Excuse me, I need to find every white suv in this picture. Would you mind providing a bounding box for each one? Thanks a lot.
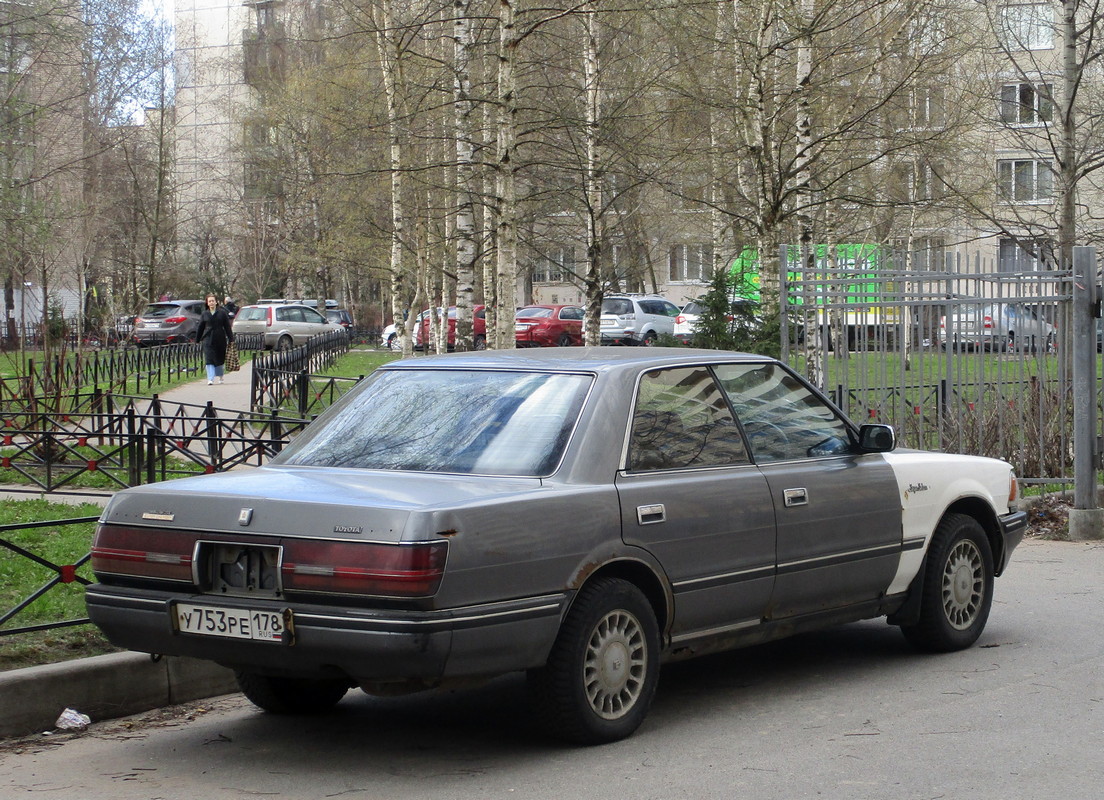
[599,294,680,346]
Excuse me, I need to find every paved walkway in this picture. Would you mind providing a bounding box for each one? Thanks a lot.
[152,357,255,413]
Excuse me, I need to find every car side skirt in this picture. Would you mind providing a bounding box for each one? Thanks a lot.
[663,593,908,663]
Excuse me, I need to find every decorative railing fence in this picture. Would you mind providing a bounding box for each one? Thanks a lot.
[0,516,100,637]
[249,329,358,414]
[0,343,205,413]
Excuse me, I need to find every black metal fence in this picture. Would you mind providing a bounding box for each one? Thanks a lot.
[249,329,358,414]
[0,515,100,636]
[0,343,205,413]
[0,394,311,494]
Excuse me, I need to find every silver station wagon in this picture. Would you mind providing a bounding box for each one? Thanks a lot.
[86,349,1025,744]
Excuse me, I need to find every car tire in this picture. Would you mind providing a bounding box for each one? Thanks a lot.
[527,577,659,745]
[387,333,399,351]
[557,333,573,347]
[276,335,293,352]
[640,331,657,347]
[234,670,349,714]
[474,335,487,351]
[901,513,994,653]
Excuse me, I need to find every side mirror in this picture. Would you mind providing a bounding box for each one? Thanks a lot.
[858,423,895,453]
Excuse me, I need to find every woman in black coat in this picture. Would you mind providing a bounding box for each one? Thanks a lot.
[196,294,234,385]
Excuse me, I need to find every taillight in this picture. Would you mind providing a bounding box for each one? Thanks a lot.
[164,316,186,325]
[983,315,993,329]
[675,314,686,324]
[91,524,195,582]
[940,316,945,329]
[266,308,275,326]
[281,540,447,597]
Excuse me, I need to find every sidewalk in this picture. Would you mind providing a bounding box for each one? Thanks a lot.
[0,363,259,739]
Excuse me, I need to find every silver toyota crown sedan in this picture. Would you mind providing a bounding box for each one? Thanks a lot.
[86,348,1026,744]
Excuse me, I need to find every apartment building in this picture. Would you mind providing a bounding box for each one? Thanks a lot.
[527,2,1086,307]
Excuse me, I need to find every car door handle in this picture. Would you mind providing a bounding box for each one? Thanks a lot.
[637,504,666,525]
[783,488,808,507]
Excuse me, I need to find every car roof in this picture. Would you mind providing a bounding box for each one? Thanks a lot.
[382,346,773,375]
[243,303,320,310]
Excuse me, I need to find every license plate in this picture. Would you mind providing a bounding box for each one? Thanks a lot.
[143,322,160,328]
[174,602,290,643]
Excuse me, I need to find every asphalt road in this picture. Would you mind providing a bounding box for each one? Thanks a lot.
[1,537,1099,800]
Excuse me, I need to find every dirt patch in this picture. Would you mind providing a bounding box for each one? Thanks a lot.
[1025,495,1071,541]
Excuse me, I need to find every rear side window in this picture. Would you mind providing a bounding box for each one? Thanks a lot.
[628,367,749,471]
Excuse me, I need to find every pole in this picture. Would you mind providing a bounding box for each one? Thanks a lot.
[1069,246,1103,539]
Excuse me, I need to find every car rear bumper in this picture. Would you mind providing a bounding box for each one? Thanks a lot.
[86,584,565,683]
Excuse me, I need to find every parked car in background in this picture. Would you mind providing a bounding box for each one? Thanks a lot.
[232,303,344,351]
[415,305,486,351]
[514,304,584,347]
[131,299,206,346]
[673,298,761,345]
[599,294,680,345]
[940,302,1056,352]
[381,322,400,350]
[86,348,1024,745]
[325,308,355,329]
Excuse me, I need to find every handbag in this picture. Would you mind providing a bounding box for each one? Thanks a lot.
[225,340,240,372]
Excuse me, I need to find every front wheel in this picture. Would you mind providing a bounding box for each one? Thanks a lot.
[474,334,487,351]
[528,577,659,745]
[901,513,994,652]
[235,671,350,714]
[387,333,400,351]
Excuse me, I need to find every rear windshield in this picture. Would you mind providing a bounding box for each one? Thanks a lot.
[238,307,267,321]
[516,307,553,318]
[141,304,181,319]
[277,369,593,476]
[602,298,633,315]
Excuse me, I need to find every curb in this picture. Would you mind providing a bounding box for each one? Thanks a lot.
[0,651,238,739]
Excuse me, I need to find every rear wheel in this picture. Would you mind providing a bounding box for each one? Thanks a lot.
[387,333,400,351]
[557,333,573,347]
[528,577,659,745]
[276,335,293,352]
[474,334,487,350]
[640,331,657,347]
[235,671,349,714]
[901,513,994,652]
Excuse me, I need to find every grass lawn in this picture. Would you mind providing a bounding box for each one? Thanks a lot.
[0,500,117,671]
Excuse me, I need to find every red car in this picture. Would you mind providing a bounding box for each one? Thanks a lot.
[416,305,486,351]
[515,304,585,347]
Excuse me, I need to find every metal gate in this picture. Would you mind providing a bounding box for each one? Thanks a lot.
[777,245,1074,485]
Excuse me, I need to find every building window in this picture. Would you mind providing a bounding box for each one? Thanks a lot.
[1000,82,1053,124]
[534,247,574,283]
[999,237,1052,271]
[997,159,1053,202]
[913,86,945,128]
[889,161,945,202]
[668,243,713,283]
[998,4,1053,51]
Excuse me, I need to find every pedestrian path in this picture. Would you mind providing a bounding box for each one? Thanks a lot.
[152,357,255,414]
